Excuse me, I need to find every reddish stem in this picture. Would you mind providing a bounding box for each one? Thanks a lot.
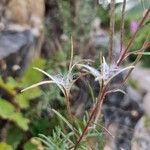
[117,7,150,66]
[109,0,115,64]
[122,34,150,83]
[74,85,107,149]
[120,0,126,53]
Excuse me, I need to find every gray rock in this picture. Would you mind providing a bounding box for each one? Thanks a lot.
[0,30,34,59]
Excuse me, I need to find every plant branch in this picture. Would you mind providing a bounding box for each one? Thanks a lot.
[64,91,74,122]
[93,85,107,125]
[74,5,150,150]
[109,0,115,64]
[74,83,108,150]
[69,36,74,72]
[120,0,126,53]
[125,43,150,58]
[74,62,135,149]
[93,123,115,139]
[117,7,150,66]
[122,34,150,83]
[74,104,97,149]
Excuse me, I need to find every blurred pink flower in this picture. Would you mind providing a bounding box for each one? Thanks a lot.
[130,20,138,33]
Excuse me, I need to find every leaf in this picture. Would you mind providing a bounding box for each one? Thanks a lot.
[7,127,23,149]
[24,138,44,150]
[52,109,75,132]
[10,113,29,131]
[0,142,13,150]
[0,99,29,130]
[24,140,39,150]
[0,77,17,96]
[77,64,100,78]
[21,58,46,85]
[16,87,42,108]
[135,52,150,55]
[38,134,54,148]
[16,58,46,108]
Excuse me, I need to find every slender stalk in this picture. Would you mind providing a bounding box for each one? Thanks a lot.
[69,37,74,72]
[93,123,115,139]
[74,4,150,150]
[74,104,97,150]
[109,0,115,64]
[117,7,150,66]
[64,91,74,122]
[122,34,150,83]
[74,84,108,150]
[124,44,150,59]
[120,0,126,53]
[93,85,107,125]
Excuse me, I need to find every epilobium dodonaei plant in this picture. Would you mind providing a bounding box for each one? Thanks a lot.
[22,1,150,149]
[22,39,90,120]
[77,57,134,85]
[73,1,150,149]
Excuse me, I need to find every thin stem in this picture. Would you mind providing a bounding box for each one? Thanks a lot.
[74,5,150,150]
[93,123,115,139]
[69,36,74,73]
[122,34,150,83]
[109,0,115,64]
[74,104,97,150]
[120,0,126,53]
[74,85,108,150]
[93,86,107,125]
[125,44,150,58]
[117,7,150,66]
[64,91,74,122]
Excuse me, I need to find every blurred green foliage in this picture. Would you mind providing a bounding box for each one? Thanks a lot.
[0,142,13,150]
[0,99,29,130]
[0,58,46,148]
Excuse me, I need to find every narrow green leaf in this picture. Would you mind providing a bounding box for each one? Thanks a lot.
[52,109,74,132]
